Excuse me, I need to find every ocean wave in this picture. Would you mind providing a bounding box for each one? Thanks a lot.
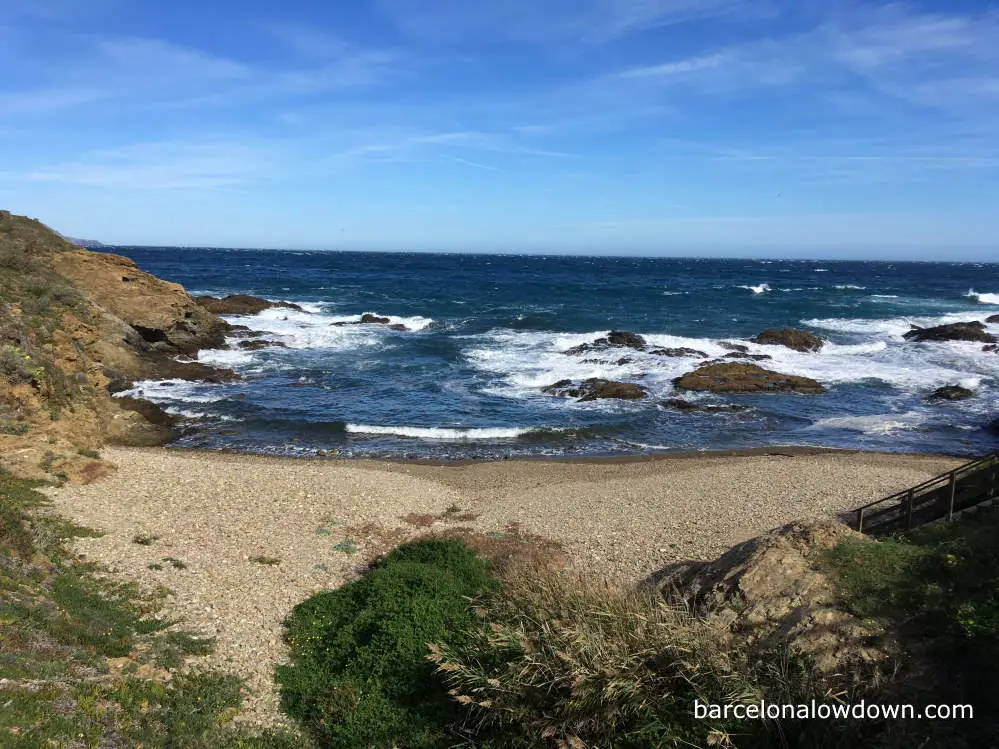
[834,285,866,290]
[811,412,927,435]
[966,289,999,305]
[737,283,771,294]
[345,424,540,440]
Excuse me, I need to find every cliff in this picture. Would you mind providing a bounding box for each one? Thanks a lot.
[0,210,233,481]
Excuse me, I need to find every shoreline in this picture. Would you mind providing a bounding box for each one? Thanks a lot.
[49,445,962,724]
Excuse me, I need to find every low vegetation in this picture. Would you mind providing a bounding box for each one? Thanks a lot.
[0,470,305,748]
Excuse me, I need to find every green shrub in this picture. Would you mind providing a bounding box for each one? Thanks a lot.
[276,539,497,748]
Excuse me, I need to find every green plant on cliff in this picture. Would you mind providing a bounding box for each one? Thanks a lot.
[0,471,306,748]
[276,539,497,748]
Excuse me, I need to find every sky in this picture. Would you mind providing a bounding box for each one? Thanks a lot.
[1,0,998,259]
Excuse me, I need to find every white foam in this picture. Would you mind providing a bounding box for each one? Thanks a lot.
[967,289,999,305]
[345,424,535,440]
[738,283,771,294]
[114,379,229,403]
[811,412,927,435]
[834,285,865,290]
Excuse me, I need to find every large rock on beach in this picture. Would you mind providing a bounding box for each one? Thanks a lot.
[195,294,303,315]
[751,328,825,352]
[542,378,647,401]
[928,385,975,402]
[903,321,996,344]
[673,362,827,394]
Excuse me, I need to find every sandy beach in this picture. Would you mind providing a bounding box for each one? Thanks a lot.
[48,446,960,725]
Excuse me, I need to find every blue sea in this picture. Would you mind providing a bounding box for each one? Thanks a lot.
[111,248,999,459]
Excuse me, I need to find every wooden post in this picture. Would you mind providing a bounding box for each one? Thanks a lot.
[947,471,957,522]
[857,508,865,533]
[905,489,915,531]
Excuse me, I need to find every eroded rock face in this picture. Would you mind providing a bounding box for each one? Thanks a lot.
[928,385,975,401]
[751,328,825,352]
[53,250,231,353]
[673,362,827,394]
[542,378,648,401]
[647,520,888,676]
[195,294,303,316]
[903,321,997,344]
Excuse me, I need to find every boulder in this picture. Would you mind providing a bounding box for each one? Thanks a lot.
[195,294,303,315]
[903,321,996,344]
[361,313,391,324]
[984,344,998,353]
[673,362,827,394]
[928,385,975,402]
[105,397,180,446]
[331,313,407,329]
[563,331,646,355]
[719,342,749,353]
[986,314,999,324]
[751,328,825,352]
[649,347,708,358]
[542,378,647,401]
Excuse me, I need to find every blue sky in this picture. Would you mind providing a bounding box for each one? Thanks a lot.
[1,0,998,258]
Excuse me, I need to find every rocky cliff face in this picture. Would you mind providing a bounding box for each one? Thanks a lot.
[0,210,232,482]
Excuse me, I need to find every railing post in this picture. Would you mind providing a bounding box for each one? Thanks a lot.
[905,489,915,531]
[857,508,864,533]
[947,471,957,522]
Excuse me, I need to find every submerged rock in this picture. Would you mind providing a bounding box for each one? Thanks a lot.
[723,352,772,361]
[649,347,708,358]
[928,385,975,402]
[330,313,409,330]
[195,294,303,315]
[751,328,825,352]
[903,321,997,344]
[673,362,827,394]
[987,314,999,324]
[542,378,647,401]
[659,398,747,413]
[719,342,749,353]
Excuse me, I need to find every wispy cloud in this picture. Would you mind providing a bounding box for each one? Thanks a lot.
[376,0,746,45]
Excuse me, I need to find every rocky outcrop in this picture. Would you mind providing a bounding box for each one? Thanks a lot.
[542,378,647,401]
[0,211,236,481]
[928,385,975,401]
[53,250,230,354]
[237,339,288,351]
[648,520,888,676]
[562,331,646,355]
[986,314,999,324]
[903,321,996,344]
[751,328,825,352]
[330,314,409,331]
[195,294,303,315]
[673,362,827,394]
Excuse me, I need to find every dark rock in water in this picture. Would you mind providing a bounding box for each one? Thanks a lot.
[903,321,996,344]
[673,362,827,394]
[660,398,747,413]
[388,323,409,331]
[542,378,647,401]
[331,313,408,330]
[751,328,825,352]
[196,294,303,315]
[928,385,975,402]
[719,342,749,353]
[605,331,646,349]
[238,339,288,351]
[151,357,240,384]
[361,313,391,324]
[649,347,708,358]
[581,357,633,366]
[562,331,646,355]
[986,314,999,324]
[984,344,998,353]
[723,352,773,361]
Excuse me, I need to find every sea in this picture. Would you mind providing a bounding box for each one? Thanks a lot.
[109,248,999,460]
